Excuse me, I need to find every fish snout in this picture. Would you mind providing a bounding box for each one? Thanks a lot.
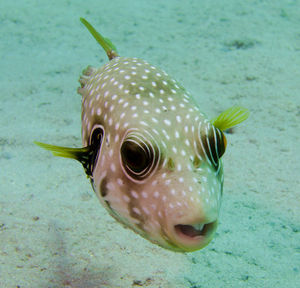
[172,220,218,251]
[167,205,219,251]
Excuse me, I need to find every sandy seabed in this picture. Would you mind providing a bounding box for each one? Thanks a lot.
[1,0,299,287]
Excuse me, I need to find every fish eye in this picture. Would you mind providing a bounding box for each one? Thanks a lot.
[197,123,227,169]
[85,125,104,176]
[216,129,226,158]
[121,140,150,173]
[120,132,158,181]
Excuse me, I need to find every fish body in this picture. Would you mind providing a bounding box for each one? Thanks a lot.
[35,19,249,252]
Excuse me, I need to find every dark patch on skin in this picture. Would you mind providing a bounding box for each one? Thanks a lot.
[128,199,147,229]
[157,207,176,250]
[192,156,201,169]
[105,200,111,210]
[122,184,147,230]
[100,177,108,197]
[104,200,121,220]
[167,157,175,171]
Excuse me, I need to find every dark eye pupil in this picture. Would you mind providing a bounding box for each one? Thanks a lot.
[121,141,149,174]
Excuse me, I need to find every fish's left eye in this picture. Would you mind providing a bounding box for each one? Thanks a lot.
[88,125,104,175]
[120,132,159,181]
[198,123,227,169]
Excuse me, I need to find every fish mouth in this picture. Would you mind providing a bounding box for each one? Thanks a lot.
[173,221,217,251]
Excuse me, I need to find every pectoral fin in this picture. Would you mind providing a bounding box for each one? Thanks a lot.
[34,141,94,177]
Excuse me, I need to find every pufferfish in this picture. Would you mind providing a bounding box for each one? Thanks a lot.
[35,18,249,252]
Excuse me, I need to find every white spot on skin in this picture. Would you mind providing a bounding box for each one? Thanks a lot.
[110,163,116,172]
[162,129,170,140]
[108,149,113,157]
[117,178,123,186]
[164,119,171,126]
[131,190,139,199]
[142,207,150,215]
[140,121,149,126]
[123,195,130,203]
[133,207,141,215]
[165,179,171,185]
[152,180,158,186]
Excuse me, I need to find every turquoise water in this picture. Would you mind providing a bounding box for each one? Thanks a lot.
[1,0,299,287]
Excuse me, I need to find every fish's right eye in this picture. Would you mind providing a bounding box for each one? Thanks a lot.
[120,132,159,181]
[121,141,151,174]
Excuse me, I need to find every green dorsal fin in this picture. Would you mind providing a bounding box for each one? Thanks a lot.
[211,106,250,131]
[34,141,93,177]
[80,17,118,60]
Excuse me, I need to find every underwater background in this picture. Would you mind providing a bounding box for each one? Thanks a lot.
[1,0,299,287]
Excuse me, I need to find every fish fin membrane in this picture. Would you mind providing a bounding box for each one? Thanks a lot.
[80,17,118,60]
[212,106,250,131]
[34,141,90,161]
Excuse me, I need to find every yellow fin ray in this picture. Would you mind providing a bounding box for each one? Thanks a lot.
[34,141,89,160]
[211,106,250,131]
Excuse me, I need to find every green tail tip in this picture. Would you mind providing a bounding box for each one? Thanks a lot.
[80,17,118,60]
[212,106,250,131]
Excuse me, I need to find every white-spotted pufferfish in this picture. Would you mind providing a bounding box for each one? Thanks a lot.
[35,18,249,252]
